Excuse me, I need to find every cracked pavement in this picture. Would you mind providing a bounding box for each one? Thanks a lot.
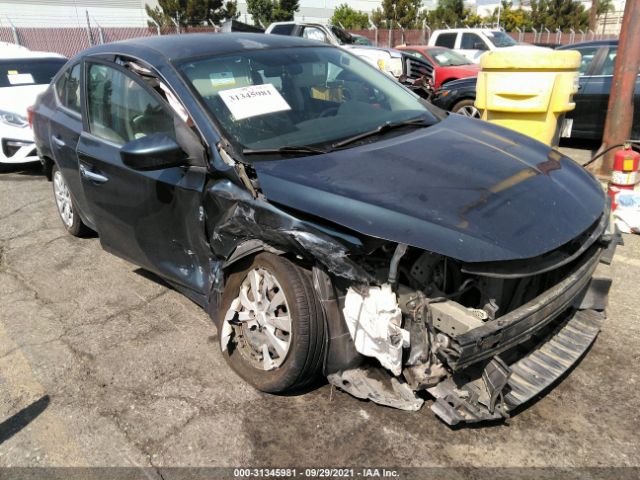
[0,162,639,470]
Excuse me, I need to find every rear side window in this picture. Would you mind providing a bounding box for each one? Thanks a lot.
[575,47,600,75]
[87,63,175,145]
[600,47,617,76]
[270,24,296,35]
[55,63,81,113]
[0,58,66,88]
[435,33,456,49]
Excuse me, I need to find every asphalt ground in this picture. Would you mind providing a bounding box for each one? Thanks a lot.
[0,145,638,476]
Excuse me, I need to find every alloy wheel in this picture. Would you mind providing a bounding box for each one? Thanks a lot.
[53,170,73,228]
[457,105,481,118]
[232,268,292,371]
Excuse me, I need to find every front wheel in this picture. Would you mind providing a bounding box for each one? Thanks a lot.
[52,164,90,237]
[218,253,325,393]
[452,99,481,119]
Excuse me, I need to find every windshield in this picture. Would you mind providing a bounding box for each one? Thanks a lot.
[488,31,517,48]
[0,58,66,88]
[179,47,438,154]
[428,48,472,66]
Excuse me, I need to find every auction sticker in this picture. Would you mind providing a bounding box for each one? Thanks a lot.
[219,83,290,120]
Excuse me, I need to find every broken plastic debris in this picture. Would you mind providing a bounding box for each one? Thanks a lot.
[613,190,640,234]
[220,297,241,351]
[342,284,409,376]
[328,366,424,411]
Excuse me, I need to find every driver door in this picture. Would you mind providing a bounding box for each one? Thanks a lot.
[76,59,212,296]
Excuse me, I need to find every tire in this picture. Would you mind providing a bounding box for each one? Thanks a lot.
[52,164,90,237]
[452,99,481,119]
[218,253,325,393]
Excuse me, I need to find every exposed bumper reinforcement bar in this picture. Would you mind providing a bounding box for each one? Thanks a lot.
[427,308,605,426]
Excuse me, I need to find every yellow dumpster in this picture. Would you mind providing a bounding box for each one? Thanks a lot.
[475,49,581,146]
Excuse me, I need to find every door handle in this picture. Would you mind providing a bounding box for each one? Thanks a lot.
[52,135,65,147]
[79,164,109,183]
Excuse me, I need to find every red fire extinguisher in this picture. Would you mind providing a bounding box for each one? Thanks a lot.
[607,145,640,210]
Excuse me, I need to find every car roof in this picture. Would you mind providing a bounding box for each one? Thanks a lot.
[0,42,65,59]
[557,39,618,49]
[432,28,500,34]
[79,32,326,62]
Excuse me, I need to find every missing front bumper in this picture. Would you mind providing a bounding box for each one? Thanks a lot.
[427,308,605,426]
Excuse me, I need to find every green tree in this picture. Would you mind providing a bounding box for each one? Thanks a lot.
[146,0,238,27]
[246,0,298,26]
[371,7,386,28]
[272,0,299,21]
[530,0,588,31]
[246,0,274,26]
[380,0,423,28]
[485,1,530,30]
[424,0,484,29]
[596,0,615,17]
[331,4,370,29]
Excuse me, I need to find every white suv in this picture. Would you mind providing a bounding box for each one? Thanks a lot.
[428,28,545,64]
[0,44,66,171]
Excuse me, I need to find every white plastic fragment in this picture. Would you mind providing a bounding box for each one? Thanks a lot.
[613,190,640,234]
[342,284,409,376]
[220,297,241,351]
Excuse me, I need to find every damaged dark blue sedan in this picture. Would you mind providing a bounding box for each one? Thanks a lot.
[32,33,616,426]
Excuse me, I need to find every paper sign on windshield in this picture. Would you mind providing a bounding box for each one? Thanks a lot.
[7,73,34,85]
[219,84,290,120]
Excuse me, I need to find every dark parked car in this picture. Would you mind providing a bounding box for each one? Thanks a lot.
[431,39,640,140]
[33,33,615,426]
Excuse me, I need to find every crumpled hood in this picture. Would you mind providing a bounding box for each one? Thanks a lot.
[253,114,605,262]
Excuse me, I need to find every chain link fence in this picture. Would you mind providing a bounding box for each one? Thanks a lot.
[349,27,619,49]
[0,16,220,58]
[0,15,621,59]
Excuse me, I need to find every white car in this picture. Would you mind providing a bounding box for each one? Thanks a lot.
[428,28,546,63]
[266,22,414,79]
[0,45,66,170]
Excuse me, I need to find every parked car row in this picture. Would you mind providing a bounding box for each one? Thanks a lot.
[0,44,66,170]
[26,32,615,426]
[431,40,640,141]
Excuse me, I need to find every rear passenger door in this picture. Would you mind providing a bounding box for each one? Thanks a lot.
[50,62,96,227]
[566,45,603,139]
[76,59,211,295]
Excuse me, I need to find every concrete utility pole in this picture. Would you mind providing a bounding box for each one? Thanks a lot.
[599,0,640,176]
[589,0,600,32]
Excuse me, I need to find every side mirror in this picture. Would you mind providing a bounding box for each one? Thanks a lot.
[120,133,188,171]
[474,42,488,51]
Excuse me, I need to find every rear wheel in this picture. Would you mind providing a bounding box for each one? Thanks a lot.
[452,99,481,119]
[218,253,325,393]
[52,164,90,237]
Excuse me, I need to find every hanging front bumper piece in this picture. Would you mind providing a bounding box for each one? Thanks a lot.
[428,308,605,426]
[326,225,617,425]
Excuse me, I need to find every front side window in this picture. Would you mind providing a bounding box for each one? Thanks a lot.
[302,26,328,43]
[87,63,175,145]
[55,63,81,113]
[179,47,438,154]
[461,33,486,50]
[435,33,456,49]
